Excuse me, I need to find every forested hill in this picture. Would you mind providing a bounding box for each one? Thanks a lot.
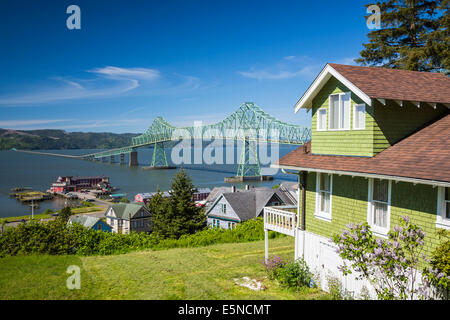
[0,128,141,150]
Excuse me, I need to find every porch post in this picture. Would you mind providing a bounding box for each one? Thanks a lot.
[264,228,269,264]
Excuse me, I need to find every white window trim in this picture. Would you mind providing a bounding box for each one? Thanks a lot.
[367,178,391,238]
[328,92,351,131]
[315,173,333,222]
[317,108,327,131]
[436,187,450,230]
[353,103,366,130]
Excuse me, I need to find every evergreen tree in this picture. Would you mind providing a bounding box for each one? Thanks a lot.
[58,206,73,222]
[149,170,206,239]
[356,0,447,72]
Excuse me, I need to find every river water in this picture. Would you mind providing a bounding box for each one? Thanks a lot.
[0,143,299,218]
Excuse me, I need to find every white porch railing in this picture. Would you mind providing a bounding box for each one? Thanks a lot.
[263,206,297,237]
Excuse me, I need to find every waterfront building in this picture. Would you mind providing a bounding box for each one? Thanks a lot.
[134,188,211,204]
[50,175,111,193]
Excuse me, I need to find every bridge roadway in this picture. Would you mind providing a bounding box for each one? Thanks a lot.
[14,149,82,159]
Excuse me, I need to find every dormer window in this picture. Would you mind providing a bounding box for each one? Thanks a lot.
[317,108,327,131]
[329,92,351,130]
[353,104,366,130]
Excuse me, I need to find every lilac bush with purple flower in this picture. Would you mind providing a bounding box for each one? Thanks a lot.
[260,255,287,280]
[331,216,449,300]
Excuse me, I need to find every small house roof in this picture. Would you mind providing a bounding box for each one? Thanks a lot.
[208,189,285,222]
[68,215,102,229]
[107,203,150,220]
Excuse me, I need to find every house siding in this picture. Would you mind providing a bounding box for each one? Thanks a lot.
[311,77,447,157]
[311,77,375,157]
[207,197,240,229]
[304,173,441,257]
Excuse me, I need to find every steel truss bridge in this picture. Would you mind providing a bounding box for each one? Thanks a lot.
[82,102,311,177]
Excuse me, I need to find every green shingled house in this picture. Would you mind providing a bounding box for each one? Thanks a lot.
[106,202,152,234]
[264,63,450,298]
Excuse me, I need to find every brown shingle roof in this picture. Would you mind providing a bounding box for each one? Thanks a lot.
[329,63,450,104]
[276,113,450,184]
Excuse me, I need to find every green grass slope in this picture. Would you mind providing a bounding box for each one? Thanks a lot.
[0,237,331,300]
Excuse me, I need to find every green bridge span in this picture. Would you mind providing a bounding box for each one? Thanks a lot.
[81,102,311,177]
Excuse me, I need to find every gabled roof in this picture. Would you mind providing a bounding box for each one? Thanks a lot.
[207,189,287,221]
[68,215,102,229]
[107,203,150,220]
[274,112,450,187]
[295,63,450,112]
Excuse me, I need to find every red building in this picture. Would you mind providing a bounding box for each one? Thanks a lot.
[50,176,110,193]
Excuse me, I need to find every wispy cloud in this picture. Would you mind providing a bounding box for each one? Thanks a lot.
[0,66,201,107]
[89,66,160,80]
[238,67,316,80]
[0,119,73,128]
[238,56,321,81]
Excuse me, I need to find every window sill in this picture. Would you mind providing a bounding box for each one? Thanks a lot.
[314,211,332,223]
[435,218,450,230]
[370,226,389,239]
[327,128,351,132]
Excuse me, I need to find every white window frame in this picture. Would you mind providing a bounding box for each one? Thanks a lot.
[220,203,226,214]
[315,173,333,222]
[317,108,327,131]
[328,92,351,131]
[436,187,450,230]
[353,103,366,130]
[367,178,391,238]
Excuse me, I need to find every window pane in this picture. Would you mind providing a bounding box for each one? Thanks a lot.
[320,173,330,192]
[373,179,388,202]
[329,95,339,129]
[318,109,327,130]
[320,191,330,213]
[374,202,387,228]
[445,187,449,201]
[341,93,350,129]
[446,201,450,219]
[355,105,365,129]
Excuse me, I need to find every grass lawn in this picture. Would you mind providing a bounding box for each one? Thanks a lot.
[0,237,332,300]
[0,206,104,224]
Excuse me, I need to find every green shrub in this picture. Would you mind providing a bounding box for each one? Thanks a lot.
[277,258,313,291]
[0,217,277,257]
[80,201,95,207]
[429,229,450,289]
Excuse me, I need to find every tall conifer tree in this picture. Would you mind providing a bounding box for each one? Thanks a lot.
[149,170,206,239]
[356,0,447,72]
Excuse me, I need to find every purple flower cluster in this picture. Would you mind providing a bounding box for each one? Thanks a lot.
[330,216,445,299]
[260,255,287,278]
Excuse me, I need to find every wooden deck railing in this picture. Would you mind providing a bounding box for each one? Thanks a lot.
[263,206,297,237]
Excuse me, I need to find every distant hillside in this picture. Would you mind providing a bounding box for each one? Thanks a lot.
[0,128,141,150]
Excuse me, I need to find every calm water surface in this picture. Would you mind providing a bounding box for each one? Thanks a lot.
[0,145,298,217]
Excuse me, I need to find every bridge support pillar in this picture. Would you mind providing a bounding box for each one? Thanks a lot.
[129,151,138,166]
[110,155,115,163]
[120,154,125,165]
[151,142,168,167]
[237,136,261,177]
[102,157,107,163]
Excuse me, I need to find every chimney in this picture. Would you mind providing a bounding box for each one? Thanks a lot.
[231,185,236,193]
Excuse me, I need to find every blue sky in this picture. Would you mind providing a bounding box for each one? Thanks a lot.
[0,0,370,133]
